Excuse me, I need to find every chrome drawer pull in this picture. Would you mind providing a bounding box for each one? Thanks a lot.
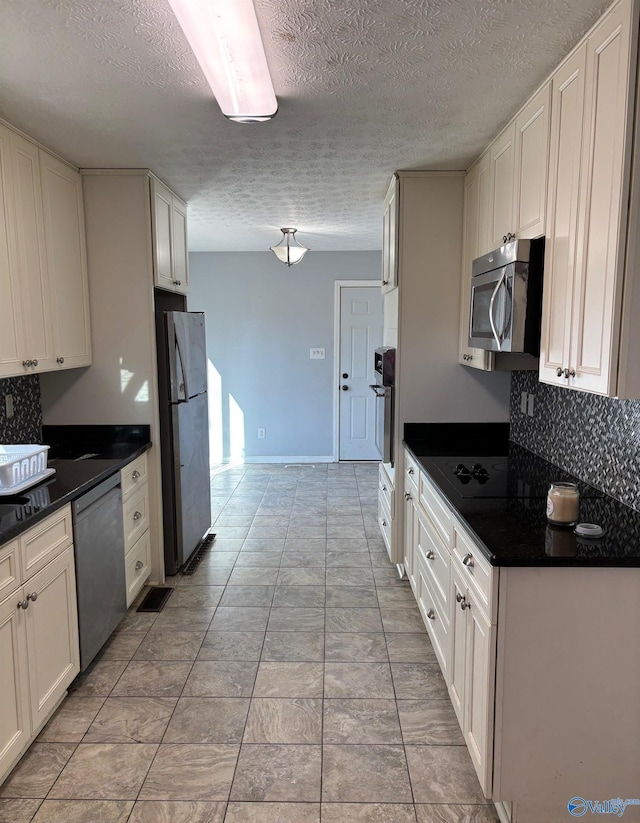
[407,467,414,475]
[135,560,144,571]
[425,550,435,560]
[131,470,141,480]
[426,608,436,620]
[26,592,38,602]
[404,492,411,501]
[382,485,387,492]
[462,553,474,567]
[382,519,387,527]
[133,511,142,521]
[17,599,29,610]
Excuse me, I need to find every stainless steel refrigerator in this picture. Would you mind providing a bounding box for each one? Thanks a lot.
[156,311,211,575]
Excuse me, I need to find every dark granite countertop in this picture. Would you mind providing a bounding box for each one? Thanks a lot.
[0,426,151,545]
[404,423,640,567]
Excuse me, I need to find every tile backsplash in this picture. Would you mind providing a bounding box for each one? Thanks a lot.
[0,375,43,444]
[510,371,640,511]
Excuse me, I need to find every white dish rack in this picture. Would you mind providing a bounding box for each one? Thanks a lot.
[0,445,54,495]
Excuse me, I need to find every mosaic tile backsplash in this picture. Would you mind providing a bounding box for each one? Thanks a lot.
[510,371,640,512]
[0,375,43,444]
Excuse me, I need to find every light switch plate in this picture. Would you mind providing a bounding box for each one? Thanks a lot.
[5,394,14,419]
[527,394,535,417]
[520,392,528,414]
[310,348,325,359]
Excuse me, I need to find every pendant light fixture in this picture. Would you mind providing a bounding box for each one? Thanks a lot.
[167,0,278,123]
[270,228,309,267]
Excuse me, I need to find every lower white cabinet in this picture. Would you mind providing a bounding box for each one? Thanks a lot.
[378,462,395,564]
[121,453,151,607]
[0,506,79,785]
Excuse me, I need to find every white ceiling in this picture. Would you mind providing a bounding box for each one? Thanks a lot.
[0,0,611,251]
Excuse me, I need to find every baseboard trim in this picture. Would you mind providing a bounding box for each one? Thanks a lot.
[241,456,335,464]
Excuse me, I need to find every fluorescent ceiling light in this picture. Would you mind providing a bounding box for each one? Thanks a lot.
[167,0,277,123]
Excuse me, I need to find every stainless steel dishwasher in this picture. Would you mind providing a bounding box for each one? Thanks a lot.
[72,473,127,670]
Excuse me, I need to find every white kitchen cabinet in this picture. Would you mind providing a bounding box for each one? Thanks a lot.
[151,177,189,294]
[381,176,398,294]
[121,453,151,607]
[378,461,395,564]
[40,151,91,370]
[0,506,79,784]
[403,486,417,595]
[9,131,55,374]
[513,83,551,241]
[0,122,92,378]
[540,0,638,396]
[488,122,516,251]
[459,156,493,370]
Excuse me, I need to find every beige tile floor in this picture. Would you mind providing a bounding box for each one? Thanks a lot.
[0,463,499,823]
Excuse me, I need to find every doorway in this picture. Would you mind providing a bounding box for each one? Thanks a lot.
[334,281,384,461]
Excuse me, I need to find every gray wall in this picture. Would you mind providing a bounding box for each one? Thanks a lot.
[188,251,380,462]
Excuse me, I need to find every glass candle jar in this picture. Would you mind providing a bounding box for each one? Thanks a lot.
[546,482,579,526]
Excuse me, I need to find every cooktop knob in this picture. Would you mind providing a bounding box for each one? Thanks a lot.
[454,463,471,478]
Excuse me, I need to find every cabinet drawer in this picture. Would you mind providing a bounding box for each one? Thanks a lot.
[420,471,452,549]
[417,552,451,683]
[416,505,451,614]
[378,468,394,512]
[123,482,149,553]
[378,494,392,556]
[453,525,495,622]
[0,539,21,601]
[20,505,72,580]
[121,453,148,499]
[404,452,420,495]
[125,530,151,608]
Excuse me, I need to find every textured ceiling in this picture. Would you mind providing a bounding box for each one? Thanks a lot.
[0,0,611,251]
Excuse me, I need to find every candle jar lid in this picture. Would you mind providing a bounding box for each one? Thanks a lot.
[548,481,579,492]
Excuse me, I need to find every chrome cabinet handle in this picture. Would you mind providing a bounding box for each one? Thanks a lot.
[32,359,38,367]
[22,360,30,368]
[404,492,411,501]
[382,279,389,286]
[456,592,463,602]
[133,511,143,521]
[556,367,563,377]
[382,485,387,492]
[135,560,144,571]
[568,368,576,377]
[17,599,29,610]
[460,598,470,610]
[426,550,435,560]
[57,356,65,364]
[462,553,474,567]
[27,592,38,602]
[408,468,414,475]
[426,608,436,620]
[131,470,141,480]
[382,519,387,527]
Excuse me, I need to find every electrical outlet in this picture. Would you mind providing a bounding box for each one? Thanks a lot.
[527,394,535,417]
[257,428,266,439]
[520,392,528,414]
[5,395,14,419]
[310,348,325,360]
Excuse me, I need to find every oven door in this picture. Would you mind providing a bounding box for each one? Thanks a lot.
[469,265,515,352]
[370,382,393,465]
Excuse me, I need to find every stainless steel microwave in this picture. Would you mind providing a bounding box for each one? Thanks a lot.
[468,238,544,354]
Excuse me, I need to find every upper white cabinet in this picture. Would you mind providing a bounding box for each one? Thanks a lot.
[151,177,189,294]
[40,151,92,370]
[0,121,92,378]
[459,155,493,370]
[381,176,398,293]
[488,122,516,250]
[540,0,638,396]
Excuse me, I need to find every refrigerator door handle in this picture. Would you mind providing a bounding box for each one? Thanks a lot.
[174,328,189,402]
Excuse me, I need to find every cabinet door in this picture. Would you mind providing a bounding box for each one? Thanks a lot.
[382,178,398,293]
[488,122,516,249]
[0,124,24,378]
[0,589,30,781]
[403,492,417,595]
[570,0,635,395]
[40,151,91,369]
[539,46,587,387]
[465,589,496,797]
[448,567,467,729]
[459,161,493,370]
[477,153,492,256]
[172,198,189,294]
[24,547,79,730]
[151,178,174,291]
[9,132,54,373]
[514,83,551,239]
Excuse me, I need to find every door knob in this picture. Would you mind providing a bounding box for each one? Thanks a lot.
[341,385,349,391]
[342,373,348,379]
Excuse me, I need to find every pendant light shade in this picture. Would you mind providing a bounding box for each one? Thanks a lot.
[167,0,277,123]
[270,228,309,266]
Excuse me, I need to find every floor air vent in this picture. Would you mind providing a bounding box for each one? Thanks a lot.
[136,586,174,613]
[182,533,217,575]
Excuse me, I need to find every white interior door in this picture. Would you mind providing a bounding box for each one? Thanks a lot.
[338,285,383,460]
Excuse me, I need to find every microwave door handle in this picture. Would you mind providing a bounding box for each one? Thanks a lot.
[489,271,507,351]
